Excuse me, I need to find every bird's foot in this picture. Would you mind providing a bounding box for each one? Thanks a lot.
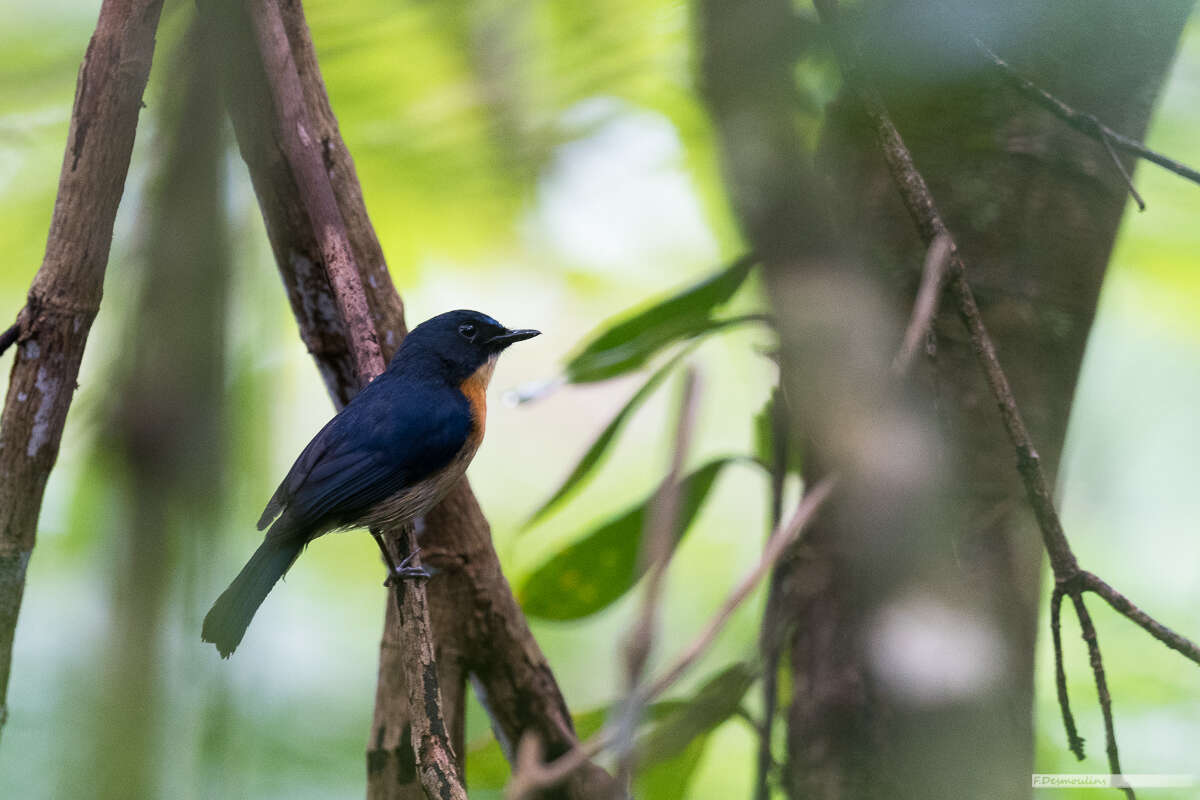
[383,548,437,586]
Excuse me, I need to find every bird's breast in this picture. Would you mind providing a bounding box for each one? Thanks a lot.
[458,354,498,448]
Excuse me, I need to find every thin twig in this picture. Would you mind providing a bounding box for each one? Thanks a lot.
[815,1,1200,786]
[974,37,1200,191]
[891,232,953,376]
[1068,592,1135,800]
[647,474,836,700]
[1050,586,1085,759]
[1097,129,1147,212]
[506,475,838,800]
[508,733,612,800]
[1080,571,1200,665]
[616,369,700,787]
[0,321,18,358]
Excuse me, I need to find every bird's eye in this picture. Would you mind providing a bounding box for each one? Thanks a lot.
[458,323,478,341]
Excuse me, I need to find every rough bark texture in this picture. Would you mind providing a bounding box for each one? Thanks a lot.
[207,0,618,797]
[213,0,464,796]
[698,0,1191,798]
[0,0,164,740]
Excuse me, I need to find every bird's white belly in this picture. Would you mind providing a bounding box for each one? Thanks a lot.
[355,441,478,531]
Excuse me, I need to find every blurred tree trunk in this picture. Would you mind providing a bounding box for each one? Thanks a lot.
[698,0,1191,798]
[88,19,229,799]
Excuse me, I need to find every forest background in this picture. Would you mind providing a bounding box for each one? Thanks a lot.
[1,0,1199,797]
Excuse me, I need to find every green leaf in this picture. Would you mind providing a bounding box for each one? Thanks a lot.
[525,345,695,526]
[633,732,710,800]
[636,661,758,767]
[519,458,732,620]
[752,386,801,476]
[568,312,766,385]
[564,254,758,384]
[464,735,511,791]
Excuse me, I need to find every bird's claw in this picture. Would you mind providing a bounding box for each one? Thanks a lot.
[383,547,436,586]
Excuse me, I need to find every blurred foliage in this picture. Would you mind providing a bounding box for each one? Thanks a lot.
[563,254,757,383]
[466,661,755,797]
[520,458,733,620]
[525,344,697,525]
[1,1,1199,799]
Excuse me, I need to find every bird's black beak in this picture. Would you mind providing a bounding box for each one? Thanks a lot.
[488,328,541,348]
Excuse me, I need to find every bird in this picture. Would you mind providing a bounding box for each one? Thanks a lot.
[202,309,539,657]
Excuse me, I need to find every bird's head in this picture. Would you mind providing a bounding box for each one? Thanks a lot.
[395,309,540,384]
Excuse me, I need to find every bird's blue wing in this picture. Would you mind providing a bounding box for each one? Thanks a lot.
[261,377,472,541]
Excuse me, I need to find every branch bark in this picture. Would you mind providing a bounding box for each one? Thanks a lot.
[974,38,1200,190]
[211,0,462,796]
[204,0,619,796]
[0,0,164,741]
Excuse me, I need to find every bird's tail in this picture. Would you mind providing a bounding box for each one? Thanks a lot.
[202,538,302,658]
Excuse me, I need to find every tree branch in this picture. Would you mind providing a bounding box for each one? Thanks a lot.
[1078,571,1200,665]
[1068,592,1133,800]
[974,38,1200,190]
[1050,586,1085,760]
[222,0,462,795]
[244,0,384,384]
[891,232,952,376]
[0,0,164,742]
[615,369,699,787]
[814,0,1200,788]
[206,0,618,796]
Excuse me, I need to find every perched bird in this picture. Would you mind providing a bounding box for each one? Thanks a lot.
[202,310,539,657]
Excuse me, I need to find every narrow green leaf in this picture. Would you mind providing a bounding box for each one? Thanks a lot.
[568,312,767,384]
[636,661,758,767]
[752,388,778,471]
[519,458,731,620]
[525,345,695,526]
[565,254,758,384]
[752,386,802,476]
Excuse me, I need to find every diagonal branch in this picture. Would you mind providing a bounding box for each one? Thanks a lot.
[814,0,1200,789]
[205,0,618,797]
[974,38,1200,192]
[506,475,837,800]
[1078,571,1200,665]
[616,369,699,787]
[228,0,461,795]
[244,0,384,385]
[0,0,165,742]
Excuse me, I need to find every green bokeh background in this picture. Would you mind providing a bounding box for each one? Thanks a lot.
[1,0,1198,797]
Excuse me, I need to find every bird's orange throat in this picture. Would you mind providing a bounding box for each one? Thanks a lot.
[459,354,498,444]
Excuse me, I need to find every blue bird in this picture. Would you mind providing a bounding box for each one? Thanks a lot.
[202,310,539,657]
